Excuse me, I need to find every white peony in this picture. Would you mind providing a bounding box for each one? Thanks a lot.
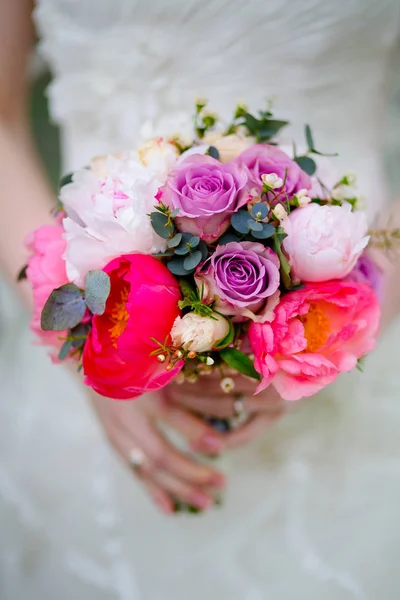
[61,149,178,285]
[171,313,230,353]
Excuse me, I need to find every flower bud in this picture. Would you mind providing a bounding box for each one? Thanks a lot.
[171,313,230,353]
[261,172,284,189]
[272,203,288,221]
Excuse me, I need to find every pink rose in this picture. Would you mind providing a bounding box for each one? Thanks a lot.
[282,203,369,282]
[26,225,69,360]
[235,144,312,198]
[249,281,380,401]
[161,154,248,242]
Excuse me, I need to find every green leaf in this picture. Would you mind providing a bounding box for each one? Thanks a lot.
[58,340,73,361]
[248,219,263,232]
[220,348,261,381]
[17,264,28,281]
[305,124,314,151]
[294,155,317,176]
[251,223,275,239]
[218,232,239,245]
[257,119,289,141]
[213,320,235,350]
[243,113,260,135]
[183,250,203,271]
[174,244,191,256]
[251,203,268,220]
[41,283,86,331]
[59,172,74,188]
[84,270,111,315]
[150,211,171,239]
[273,231,292,289]
[167,257,192,276]
[167,233,183,248]
[206,145,220,160]
[231,210,251,234]
[188,236,200,248]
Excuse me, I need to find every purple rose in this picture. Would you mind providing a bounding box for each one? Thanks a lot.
[345,254,383,302]
[195,241,281,321]
[161,155,248,242]
[235,144,312,200]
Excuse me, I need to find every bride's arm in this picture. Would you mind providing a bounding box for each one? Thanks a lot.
[0,0,56,303]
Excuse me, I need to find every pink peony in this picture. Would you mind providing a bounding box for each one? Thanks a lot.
[26,225,70,360]
[82,254,182,399]
[161,154,249,242]
[249,281,380,401]
[282,203,369,282]
[235,144,312,198]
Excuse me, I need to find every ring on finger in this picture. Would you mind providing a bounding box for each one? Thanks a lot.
[129,447,149,476]
[230,394,249,429]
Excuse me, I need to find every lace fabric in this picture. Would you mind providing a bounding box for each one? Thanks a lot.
[1,1,400,598]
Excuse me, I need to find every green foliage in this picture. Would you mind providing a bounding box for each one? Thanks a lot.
[273,227,292,290]
[219,348,261,381]
[206,145,220,160]
[41,283,86,331]
[150,211,173,239]
[294,155,317,176]
[84,270,111,315]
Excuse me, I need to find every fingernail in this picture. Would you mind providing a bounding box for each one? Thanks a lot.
[201,434,223,453]
[210,473,226,488]
[193,493,212,509]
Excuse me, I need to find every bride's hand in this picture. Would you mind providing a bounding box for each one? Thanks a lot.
[89,389,226,514]
[165,375,284,449]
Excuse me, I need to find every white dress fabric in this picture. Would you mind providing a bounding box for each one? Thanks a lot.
[1,1,400,598]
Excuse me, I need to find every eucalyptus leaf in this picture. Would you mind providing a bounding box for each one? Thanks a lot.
[273,231,292,289]
[305,124,314,151]
[220,348,261,381]
[251,203,268,220]
[257,119,289,141]
[231,210,251,234]
[174,244,190,256]
[188,236,200,248]
[84,270,111,315]
[41,283,86,331]
[167,257,192,276]
[206,146,220,160]
[248,219,263,232]
[150,211,171,239]
[198,240,209,261]
[167,233,183,248]
[183,251,203,271]
[58,340,73,361]
[294,155,316,176]
[251,223,275,239]
[218,232,239,245]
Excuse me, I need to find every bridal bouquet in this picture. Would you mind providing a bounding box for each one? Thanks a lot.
[22,100,383,402]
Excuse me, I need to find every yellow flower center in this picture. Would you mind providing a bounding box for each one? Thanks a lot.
[299,302,331,352]
[108,285,130,346]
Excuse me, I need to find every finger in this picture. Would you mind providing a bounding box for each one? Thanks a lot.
[169,392,284,418]
[151,470,214,510]
[224,411,283,449]
[137,422,226,489]
[147,396,226,455]
[141,478,175,515]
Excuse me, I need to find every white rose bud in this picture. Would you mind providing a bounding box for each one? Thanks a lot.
[272,203,288,221]
[261,172,284,189]
[171,313,230,353]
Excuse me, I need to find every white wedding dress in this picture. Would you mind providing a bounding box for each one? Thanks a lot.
[1,1,400,599]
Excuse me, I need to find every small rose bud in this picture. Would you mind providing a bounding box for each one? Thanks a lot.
[295,189,312,207]
[157,354,166,363]
[272,203,288,221]
[173,350,184,359]
[165,363,173,371]
[261,172,284,189]
[205,357,215,366]
[171,313,230,353]
[220,377,235,393]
